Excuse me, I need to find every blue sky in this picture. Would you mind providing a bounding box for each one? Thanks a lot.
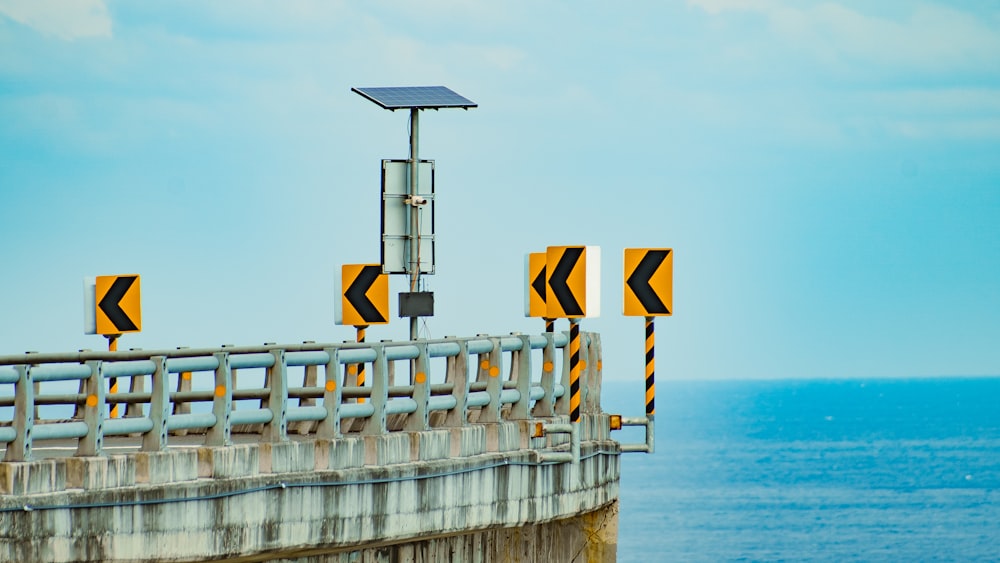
[1,0,998,380]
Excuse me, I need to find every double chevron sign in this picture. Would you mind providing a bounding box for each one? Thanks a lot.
[524,246,673,320]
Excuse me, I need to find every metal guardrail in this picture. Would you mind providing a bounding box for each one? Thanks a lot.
[0,332,605,462]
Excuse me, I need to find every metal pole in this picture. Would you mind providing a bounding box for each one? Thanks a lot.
[356,325,367,403]
[408,108,420,341]
[569,320,580,423]
[107,334,119,418]
[645,316,656,454]
[645,317,654,417]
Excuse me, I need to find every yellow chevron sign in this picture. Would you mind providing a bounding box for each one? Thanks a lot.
[623,248,673,317]
[524,252,547,318]
[95,275,142,335]
[338,264,389,326]
[545,246,600,319]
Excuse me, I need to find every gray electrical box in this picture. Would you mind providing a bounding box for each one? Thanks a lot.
[399,292,434,318]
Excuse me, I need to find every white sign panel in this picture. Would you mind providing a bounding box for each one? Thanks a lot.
[381,159,435,275]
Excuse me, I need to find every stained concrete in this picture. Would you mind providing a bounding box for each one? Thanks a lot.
[0,416,620,562]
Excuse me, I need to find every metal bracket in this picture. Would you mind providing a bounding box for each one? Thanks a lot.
[613,415,655,454]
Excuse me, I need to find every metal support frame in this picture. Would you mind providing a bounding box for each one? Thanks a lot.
[78,360,104,457]
[142,357,169,452]
[262,350,287,442]
[0,332,585,461]
[404,343,430,431]
[317,347,343,439]
[206,353,232,446]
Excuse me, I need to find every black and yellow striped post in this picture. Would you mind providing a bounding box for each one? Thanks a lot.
[356,325,367,403]
[645,317,655,417]
[569,320,581,423]
[107,334,120,418]
[544,318,554,333]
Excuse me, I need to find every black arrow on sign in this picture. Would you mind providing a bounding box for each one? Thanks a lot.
[532,265,546,302]
[345,265,386,324]
[549,247,583,317]
[99,276,139,332]
[627,249,670,315]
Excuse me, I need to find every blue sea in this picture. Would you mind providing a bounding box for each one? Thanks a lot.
[603,378,1000,562]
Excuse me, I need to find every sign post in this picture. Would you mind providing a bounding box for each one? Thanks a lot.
[622,248,673,453]
[93,274,142,418]
[337,264,389,403]
[545,245,600,424]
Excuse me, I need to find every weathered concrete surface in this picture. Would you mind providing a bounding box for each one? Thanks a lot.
[250,501,619,563]
[0,416,620,562]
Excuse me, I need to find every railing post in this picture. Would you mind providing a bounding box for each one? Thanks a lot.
[361,345,388,435]
[76,360,104,457]
[404,343,430,431]
[555,330,571,416]
[443,339,469,427]
[510,335,532,419]
[262,349,288,442]
[317,347,343,439]
[5,365,33,462]
[206,352,232,446]
[478,338,502,423]
[141,356,169,452]
[532,332,556,417]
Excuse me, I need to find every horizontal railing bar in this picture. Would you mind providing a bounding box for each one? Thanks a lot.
[426,342,461,358]
[106,392,151,404]
[32,421,89,441]
[104,360,157,378]
[166,356,220,373]
[339,403,374,419]
[229,353,275,370]
[428,395,457,412]
[167,412,217,431]
[338,349,377,364]
[0,367,16,384]
[233,389,269,401]
[104,417,155,436]
[0,427,14,443]
[469,381,520,392]
[385,345,419,361]
[171,390,215,403]
[0,333,573,367]
[553,384,566,398]
[499,389,521,404]
[529,386,545,401]
[621,416,649,426]
[287,405,326,422]
[230,409,272,426]
[288,387,323,400]
[499,336,523,351]
[286,351,331,367]
[385,398,417,416]
[33,393,87,406]
[32,364,92,382]
[467,391,490,408]
[467,339,493,354]
[341,386,369,399]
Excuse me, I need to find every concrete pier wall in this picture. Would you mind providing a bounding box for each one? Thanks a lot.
[0,415,620,562]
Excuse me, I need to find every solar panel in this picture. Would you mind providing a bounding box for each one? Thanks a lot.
[352,86,477,110]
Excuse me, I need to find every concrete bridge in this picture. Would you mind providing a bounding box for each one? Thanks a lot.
[0,331,639,562]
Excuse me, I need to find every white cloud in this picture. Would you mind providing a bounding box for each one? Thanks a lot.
[0,0,112,40]
[687,0,1000,74]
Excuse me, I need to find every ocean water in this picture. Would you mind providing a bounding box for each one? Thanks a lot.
[602,378,1000,562]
